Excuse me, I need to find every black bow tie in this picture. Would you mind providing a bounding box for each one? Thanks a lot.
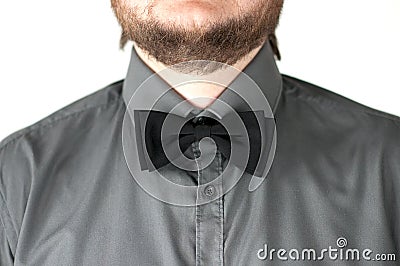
[134,110,274,176]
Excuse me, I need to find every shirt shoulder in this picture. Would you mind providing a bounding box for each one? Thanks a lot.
[281,74,400,124]
[0,80,124,151]
[281,74,400,123]
[0,80,124,253]
[280,74,400,165]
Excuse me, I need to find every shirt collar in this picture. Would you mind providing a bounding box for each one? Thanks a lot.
[122,40,282,117]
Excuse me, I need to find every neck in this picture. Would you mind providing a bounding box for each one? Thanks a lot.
[133,42,264,108]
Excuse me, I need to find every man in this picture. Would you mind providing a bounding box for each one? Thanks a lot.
[0,0,399,265]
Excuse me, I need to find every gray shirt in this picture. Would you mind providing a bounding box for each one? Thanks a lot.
[1,41,399,265]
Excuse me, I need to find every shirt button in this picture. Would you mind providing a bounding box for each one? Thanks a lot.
[204,185,215,197]
[197,117,204,124]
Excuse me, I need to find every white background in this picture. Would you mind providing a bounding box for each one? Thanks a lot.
[0,1,399,141]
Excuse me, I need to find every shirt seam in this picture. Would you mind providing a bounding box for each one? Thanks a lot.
[0,187,17,256]
[284,85,400,128]
[217,151,223,266]
[193,142,202,266]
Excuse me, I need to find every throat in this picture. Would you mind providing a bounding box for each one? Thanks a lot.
[173,82,225,108]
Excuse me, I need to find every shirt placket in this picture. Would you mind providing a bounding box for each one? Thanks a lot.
[192,141,224,266]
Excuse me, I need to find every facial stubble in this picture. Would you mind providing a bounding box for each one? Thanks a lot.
[111,0,284,74]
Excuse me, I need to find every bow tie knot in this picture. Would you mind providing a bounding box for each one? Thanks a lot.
[194,124,211,139]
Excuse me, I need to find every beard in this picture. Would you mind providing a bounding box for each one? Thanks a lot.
[111,0,283,74]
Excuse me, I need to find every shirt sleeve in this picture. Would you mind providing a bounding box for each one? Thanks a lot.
[0,143,18,265]
[382,120,400,256]
[0,171,15,266]
[0,216,14,265]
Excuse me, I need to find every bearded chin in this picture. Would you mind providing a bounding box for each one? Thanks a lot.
[112,0,283,74]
